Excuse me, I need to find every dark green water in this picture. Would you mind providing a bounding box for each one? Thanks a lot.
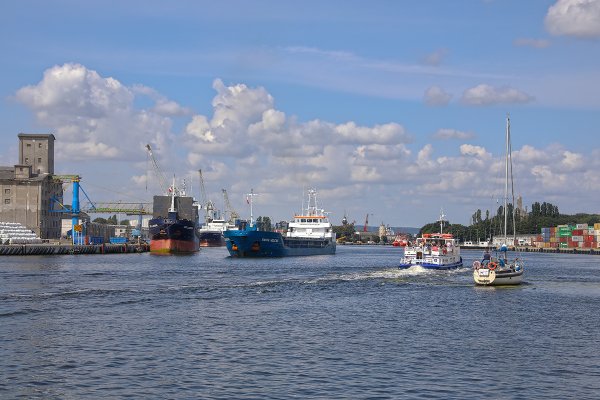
[1,246,599,399]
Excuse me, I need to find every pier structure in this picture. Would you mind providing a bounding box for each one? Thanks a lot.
[0,242,149,256]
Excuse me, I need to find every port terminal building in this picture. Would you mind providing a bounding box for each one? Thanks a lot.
[0,134,63,239]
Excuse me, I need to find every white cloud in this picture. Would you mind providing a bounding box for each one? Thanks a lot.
[513,38,551,48]
[334,122,411,145]
[15,63,178,162]
[514,145,546,163]
[183,80,412,166]
[561,150,584,170]
[132,84,190,116]
[545,0,600,38]
[13,66,600,224]
[461,84,534,106]
[460,144,489,158]
[424,86,452,106]
[354,143,411,160]
[434,129,475,140]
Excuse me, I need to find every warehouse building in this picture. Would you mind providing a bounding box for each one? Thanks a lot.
[0,134,63,239]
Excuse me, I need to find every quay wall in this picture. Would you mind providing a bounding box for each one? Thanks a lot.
[516,246,600,255]
[0,243,149,256]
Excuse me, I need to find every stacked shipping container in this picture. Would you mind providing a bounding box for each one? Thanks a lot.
[535,223,600,249]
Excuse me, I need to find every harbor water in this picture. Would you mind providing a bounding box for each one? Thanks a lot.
[1,246,599,399]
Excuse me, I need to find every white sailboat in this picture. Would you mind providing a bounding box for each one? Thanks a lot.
[473,116,524,285]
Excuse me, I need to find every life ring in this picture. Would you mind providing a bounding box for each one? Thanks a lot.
[488,262,498,270]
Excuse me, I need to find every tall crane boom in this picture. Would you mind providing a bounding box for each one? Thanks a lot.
[145,144,169,195]
[222,189,239,222]
[198,169,214,223]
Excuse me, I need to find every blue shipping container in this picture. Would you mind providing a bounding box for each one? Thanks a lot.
[89,236,104,245]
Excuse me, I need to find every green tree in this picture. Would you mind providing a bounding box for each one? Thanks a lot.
[333,223,356,241]
[93,217,108,224]
[256,216,272,231]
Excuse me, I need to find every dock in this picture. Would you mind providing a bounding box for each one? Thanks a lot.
[516,246,600,255]
[463,245,600,256]
[0,243,149,256]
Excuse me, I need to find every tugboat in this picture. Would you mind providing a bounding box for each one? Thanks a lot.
[148,177,199,254]
[224,188,336,257]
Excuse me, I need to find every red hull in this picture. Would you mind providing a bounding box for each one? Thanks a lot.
[150,239,198,254]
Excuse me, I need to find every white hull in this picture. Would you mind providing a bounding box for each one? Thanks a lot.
[473,268,524,286]
[399,232,462,270]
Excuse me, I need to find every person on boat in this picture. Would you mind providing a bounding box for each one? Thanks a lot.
[499,257,506,269]
[482,250,491,265]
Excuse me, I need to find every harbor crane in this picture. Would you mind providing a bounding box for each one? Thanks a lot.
[198,169,215,223]
[145,144,169,195]
[222,189,239,222]
[51,175,153,243]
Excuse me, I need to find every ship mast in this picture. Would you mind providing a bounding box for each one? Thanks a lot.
[169,175,176,213]
[247,189,258,225]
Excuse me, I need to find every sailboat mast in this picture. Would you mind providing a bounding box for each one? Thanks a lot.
[504,116,509,243]
[509,117,516,242]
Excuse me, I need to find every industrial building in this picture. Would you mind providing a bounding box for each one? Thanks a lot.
[0,134,63,239]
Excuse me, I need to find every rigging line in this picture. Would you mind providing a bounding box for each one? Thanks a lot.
[509,116,516,240]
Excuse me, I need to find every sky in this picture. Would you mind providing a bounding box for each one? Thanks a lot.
[1,0,599,228]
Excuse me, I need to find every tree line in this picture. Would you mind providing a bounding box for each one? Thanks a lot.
[419,201,600,242]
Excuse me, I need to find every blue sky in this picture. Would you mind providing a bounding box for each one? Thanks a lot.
[1,0,599,227]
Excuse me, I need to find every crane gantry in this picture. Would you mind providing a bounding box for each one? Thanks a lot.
[222,189,239,223]
[198,169,215,223]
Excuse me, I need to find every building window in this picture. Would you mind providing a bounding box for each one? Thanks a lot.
[38,158,42,163]
[27,143,31,147]
[39,143,42,148]
[4,199,10,204]
[4,189,9,195]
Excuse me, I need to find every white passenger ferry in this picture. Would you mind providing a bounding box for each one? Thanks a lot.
[399,212,462,270]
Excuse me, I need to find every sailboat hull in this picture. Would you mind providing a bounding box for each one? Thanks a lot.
[472,116,525,286]
[473,268,524,286]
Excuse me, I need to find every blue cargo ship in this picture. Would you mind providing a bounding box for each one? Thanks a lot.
[224,189,336,258]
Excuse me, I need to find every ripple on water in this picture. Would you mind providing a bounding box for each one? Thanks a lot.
[1,249,599,398]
